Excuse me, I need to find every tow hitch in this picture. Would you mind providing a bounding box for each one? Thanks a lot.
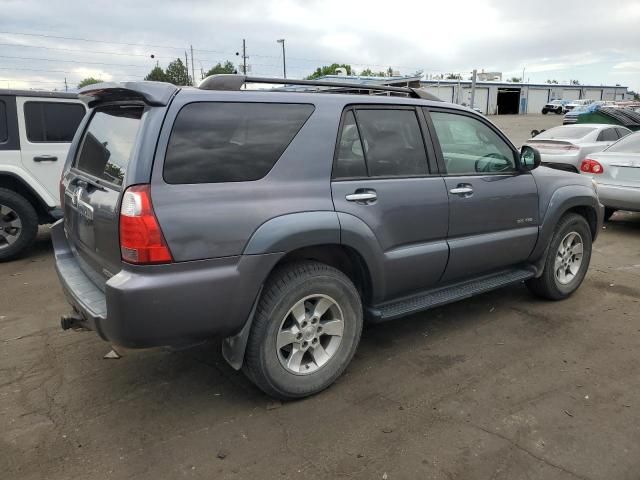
[60,314,87,331]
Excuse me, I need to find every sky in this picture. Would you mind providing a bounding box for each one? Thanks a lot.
[1,0,639,92]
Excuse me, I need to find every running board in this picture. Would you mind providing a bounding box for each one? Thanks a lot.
[367,267,535,323]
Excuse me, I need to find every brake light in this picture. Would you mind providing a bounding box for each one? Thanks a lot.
[119,185,172,264]
[580,158,604,174]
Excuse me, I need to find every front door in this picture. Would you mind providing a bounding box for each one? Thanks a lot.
[16,97,85,204]
[426,109,539,283]
[331,106,449,302]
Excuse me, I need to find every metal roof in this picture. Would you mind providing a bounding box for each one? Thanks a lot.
[420,79,628,89]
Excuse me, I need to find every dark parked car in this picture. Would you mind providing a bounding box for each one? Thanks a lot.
[54,76,603,399]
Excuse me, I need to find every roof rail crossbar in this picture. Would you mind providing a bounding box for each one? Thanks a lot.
[198,74,442,101]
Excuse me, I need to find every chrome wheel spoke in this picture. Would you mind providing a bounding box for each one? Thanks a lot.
[312,297,333,319]
[554,231,584,285]
[277,328,298,349]
[310,343,330,366]
[320,319,343,337]
[572,243,583,256]
[290,299,307,326]
[286,347,305,372]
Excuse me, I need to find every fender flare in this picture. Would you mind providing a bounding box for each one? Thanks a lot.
[0,167,57,208]
[530,184,601,262]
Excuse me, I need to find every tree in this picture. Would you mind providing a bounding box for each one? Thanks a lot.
[359,68,386,77]
[306,63,353,79]
[570,79,581,85]
[77,77,103,88]
[164,58,191,86]
[205,61,236,76]
[445,73,461,80]
[508,77,522,83]
[546,79,559,84]
[145,65,167,82]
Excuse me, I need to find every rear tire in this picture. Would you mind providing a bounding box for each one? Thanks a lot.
[0,188,38,262]
[243,261,363,399]
[604,208,616,221]
[542,109,548,115]
[527,213,592,300]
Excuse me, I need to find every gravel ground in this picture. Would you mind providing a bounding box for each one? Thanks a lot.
[2,115,639,480]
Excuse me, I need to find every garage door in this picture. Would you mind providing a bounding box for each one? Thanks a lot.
[562,89,580,100]
[462,88,489,114]
[423,86,454,102]
[602,91,615,101]
[527,88,549,113]
[584,88,602,101]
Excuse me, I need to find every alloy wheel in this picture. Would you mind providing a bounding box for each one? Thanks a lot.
[554,231,584,285]
[0,204,22,250]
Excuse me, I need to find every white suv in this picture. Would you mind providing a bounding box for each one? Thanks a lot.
[0,90,85,260]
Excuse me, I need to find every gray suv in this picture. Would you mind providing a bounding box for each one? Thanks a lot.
[53,76,603,399]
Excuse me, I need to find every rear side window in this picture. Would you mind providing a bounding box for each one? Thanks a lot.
[333,111,367,178]
[615,128,631,139]
[74,105,143,186]
[597,128,618,142]
[0,100,7,143]
[164,102,314,184]
[606,132,640,153]
[24,102,85,142]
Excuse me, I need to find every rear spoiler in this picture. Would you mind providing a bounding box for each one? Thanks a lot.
[78,81,179,108]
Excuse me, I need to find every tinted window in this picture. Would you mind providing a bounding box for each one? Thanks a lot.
[355,109,428,177]
[333,111,367,178]
[615,128,631,139]
[164,102,314,184]
[430,111,515,174]
[536,126,595,140]
[0,101,7,143]
[75,106,143,186]
[24,102,85,142]
[597,128,618,142]
[606,132,640,153]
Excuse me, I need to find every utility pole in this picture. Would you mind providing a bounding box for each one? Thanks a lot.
[277,38,286,78]
[242,39,247,75]
[184,51,190,85]
[470,69,477,109]
[190,45,196,86]
[64,77,68,92]
[522,66,526,83]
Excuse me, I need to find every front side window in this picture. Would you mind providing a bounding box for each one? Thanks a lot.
[429,111,516,174]
[355,109,428,177]
[24,102,85,142]
[164,102,314,184]
[74,105,143,186]
[0,100,7,143]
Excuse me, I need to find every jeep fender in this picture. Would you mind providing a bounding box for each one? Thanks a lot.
[0,166,58,208]
[529,184,602,264]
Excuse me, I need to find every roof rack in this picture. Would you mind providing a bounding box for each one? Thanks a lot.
[198,75,442,101]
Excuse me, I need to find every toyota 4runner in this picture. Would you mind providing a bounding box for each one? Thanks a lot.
[53,76,603,399]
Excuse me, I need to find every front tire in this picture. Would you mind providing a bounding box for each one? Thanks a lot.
[0,188,38,262]
[527,213,592,300]
[243,261,363,399]
[542,109,548,115]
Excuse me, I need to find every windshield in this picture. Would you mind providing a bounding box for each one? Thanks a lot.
[606,132,640,153]
[535,126,595,140]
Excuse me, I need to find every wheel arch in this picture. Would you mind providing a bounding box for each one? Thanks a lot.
[0,171,56,223]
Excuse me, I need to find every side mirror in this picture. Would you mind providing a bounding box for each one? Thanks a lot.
[520,146,541,171]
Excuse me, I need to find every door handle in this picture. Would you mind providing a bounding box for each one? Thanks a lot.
[449,185,474,196]
[33,155,58,162]
[345,191,377,203]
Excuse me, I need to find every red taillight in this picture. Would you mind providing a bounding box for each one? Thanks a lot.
[580,158,604,174]
[119,184,172,264]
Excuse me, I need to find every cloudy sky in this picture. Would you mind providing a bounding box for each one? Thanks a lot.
[1,0,639,91]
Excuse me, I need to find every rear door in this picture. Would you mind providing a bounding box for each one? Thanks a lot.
[63,104,144,285]
[17,98,85,204]
[331,106,449,301]
[425,108,539,283]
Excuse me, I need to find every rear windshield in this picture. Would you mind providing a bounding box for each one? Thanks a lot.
[164,102,314,184]
[74,105,143,186]
[535,126,595,140]
[606,132,640,153]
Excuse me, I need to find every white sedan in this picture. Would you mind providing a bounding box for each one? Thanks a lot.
[579,131,640,220]
[523,124,632,173]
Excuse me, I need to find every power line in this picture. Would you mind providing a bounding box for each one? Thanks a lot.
[0,30,186,51]
[0,54,150,69]
[0,42,175,59]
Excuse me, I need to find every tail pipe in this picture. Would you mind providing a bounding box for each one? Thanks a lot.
[60,314,87,331]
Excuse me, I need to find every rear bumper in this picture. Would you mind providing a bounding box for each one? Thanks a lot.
[597,183,640,212]
[51,220,283,348]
